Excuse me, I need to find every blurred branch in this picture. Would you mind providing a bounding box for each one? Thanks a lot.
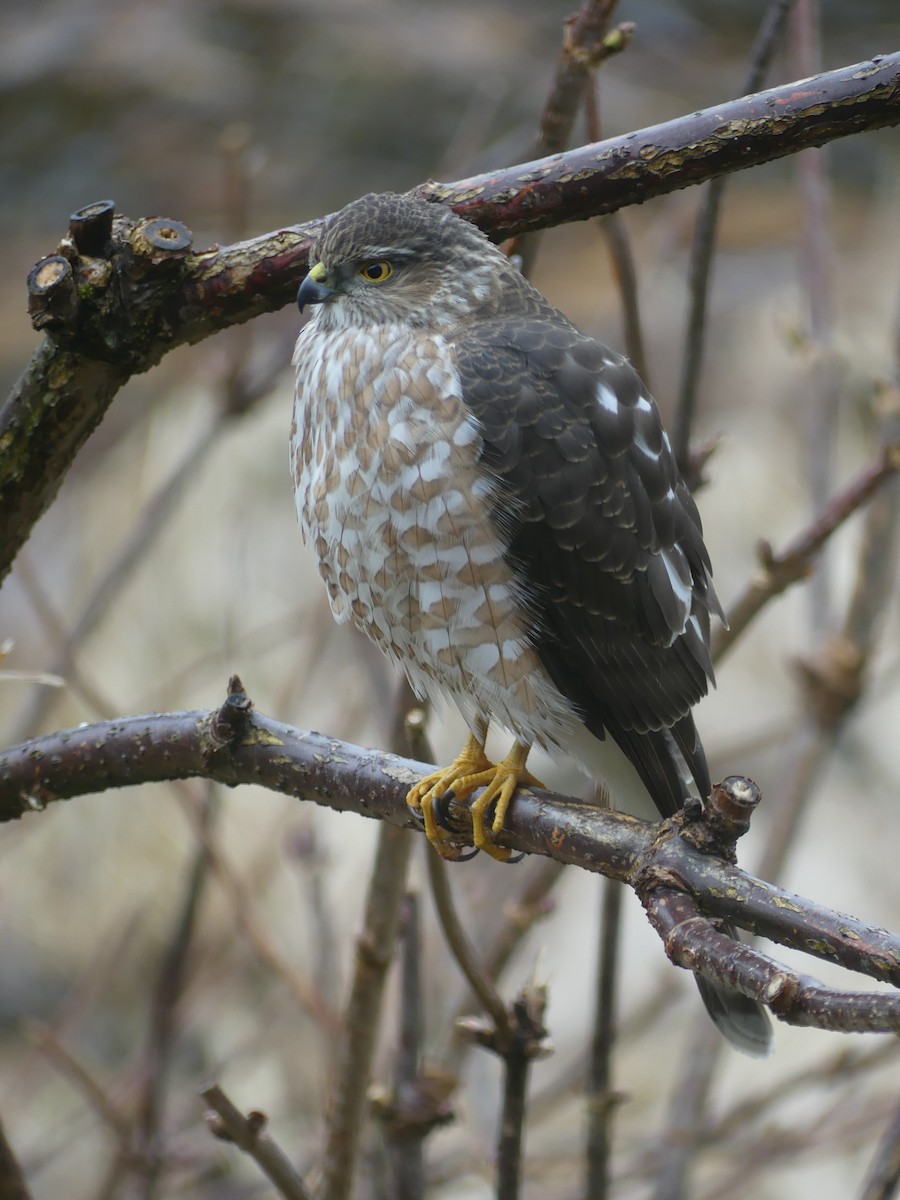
[755,380,900,885]
[441,855,563,1070]
[425,844,511,1040]
[384,893,426,1199]
[133,788,219,1200]
[200,1082,312,1200]
[673,0,795,480]
[4,52,900,583]
[514,0,633,277]
[652,1020,720,1200]
[2,682,899,1036]
[713,438,900,664]
[319,824,412,1200]
[0,1112,32,1200]
[792,0,840,634]
[860,1095,900,1200]
[585,875,624,1200]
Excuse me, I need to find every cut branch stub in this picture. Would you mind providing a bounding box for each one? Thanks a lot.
[27,256,78,333]
[69,199,115,256]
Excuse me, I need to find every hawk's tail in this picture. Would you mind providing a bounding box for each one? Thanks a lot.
[695,940,773,1058]
[604,721,774,1057]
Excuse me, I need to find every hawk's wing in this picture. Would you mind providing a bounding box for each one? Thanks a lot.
[454,315,720,817]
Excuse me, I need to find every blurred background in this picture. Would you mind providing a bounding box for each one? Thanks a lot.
[1,1,900,1197]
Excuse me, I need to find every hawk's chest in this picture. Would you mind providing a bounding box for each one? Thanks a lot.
[290,323,493,625]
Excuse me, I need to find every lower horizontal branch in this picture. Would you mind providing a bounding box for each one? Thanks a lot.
[0,685,897,1033]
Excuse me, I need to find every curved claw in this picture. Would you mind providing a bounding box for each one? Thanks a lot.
[406,736,541,863]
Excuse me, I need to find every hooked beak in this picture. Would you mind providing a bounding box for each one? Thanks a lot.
[297,261,333,311]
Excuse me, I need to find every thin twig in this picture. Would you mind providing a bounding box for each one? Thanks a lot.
[712,441,900,665]
[384,893,425,1200]
[14,413,227,741]
[583,53,650,386]
[177,788,338,1030]
[859,1095,900,1200]
[757,358,900,886]
[200,1082,312,1200]
[26,1023,132,1142]
[673,0,796,476]
[792,0,840,634]
[444,856,563,1064]
[585,875,623,1200]
[651,1021,720,1200]
[320,822,413,1200]
[425,847,511,1042]
[515,0,631,277]
[132,787,219,1200]
[496,1035,531,1200]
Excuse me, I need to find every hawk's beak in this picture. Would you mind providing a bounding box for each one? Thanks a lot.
[297,261,334,311]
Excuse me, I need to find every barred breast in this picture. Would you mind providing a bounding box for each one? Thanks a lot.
[290,323,580,747]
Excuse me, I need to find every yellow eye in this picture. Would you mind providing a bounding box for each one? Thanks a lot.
[358,260,393,283]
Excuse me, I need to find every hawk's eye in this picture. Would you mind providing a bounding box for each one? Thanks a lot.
[358,260,393,283]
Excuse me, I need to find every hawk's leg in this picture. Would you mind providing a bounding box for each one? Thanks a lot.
[406,730,544,863]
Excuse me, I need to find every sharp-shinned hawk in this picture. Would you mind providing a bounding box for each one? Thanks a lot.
[291,191,771,1055]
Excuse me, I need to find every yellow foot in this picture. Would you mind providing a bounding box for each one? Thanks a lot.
[406,736,543,862]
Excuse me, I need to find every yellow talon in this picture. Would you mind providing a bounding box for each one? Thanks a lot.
[406,735,543,861]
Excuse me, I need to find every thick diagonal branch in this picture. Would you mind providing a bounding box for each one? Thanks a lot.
[3,53,900,583]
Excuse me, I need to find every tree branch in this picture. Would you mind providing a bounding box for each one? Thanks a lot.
[3,53,900,584]
[1,680,898,1036]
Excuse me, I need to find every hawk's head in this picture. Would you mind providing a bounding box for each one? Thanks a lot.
[297,192,519,331]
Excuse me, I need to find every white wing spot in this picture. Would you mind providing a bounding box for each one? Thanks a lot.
[595,382,618,414]
[661,548,693,612]
[634,427,659,460]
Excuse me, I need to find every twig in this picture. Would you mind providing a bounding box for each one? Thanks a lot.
[673,0,795,477]
[0,1112,33,1200]
[712,441,900,665]
[859,1095,900,1200]
[651,1021,720,1200]
[792,0,840,634]
[132,787,219,1200]
[515,0,632,277]
[756,377,900,886]
[26,1023,132,1142]
[371,893,429,1200]
[710,1041,899,1144]
[286,821,341,1016]
[456,982,551,1200]
[585,875,623,1200]
[5,53,900,584]
[582,45,649,386]
[12,413,228,741]
[200,1082,312,1200]
[425,847,511,1042]
[442,855,563,1071]
[320,822,412,1200]
[495,987,550,1200]
[176,783,338,1030]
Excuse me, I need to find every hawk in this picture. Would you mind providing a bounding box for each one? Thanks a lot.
[291,191,771,1056]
